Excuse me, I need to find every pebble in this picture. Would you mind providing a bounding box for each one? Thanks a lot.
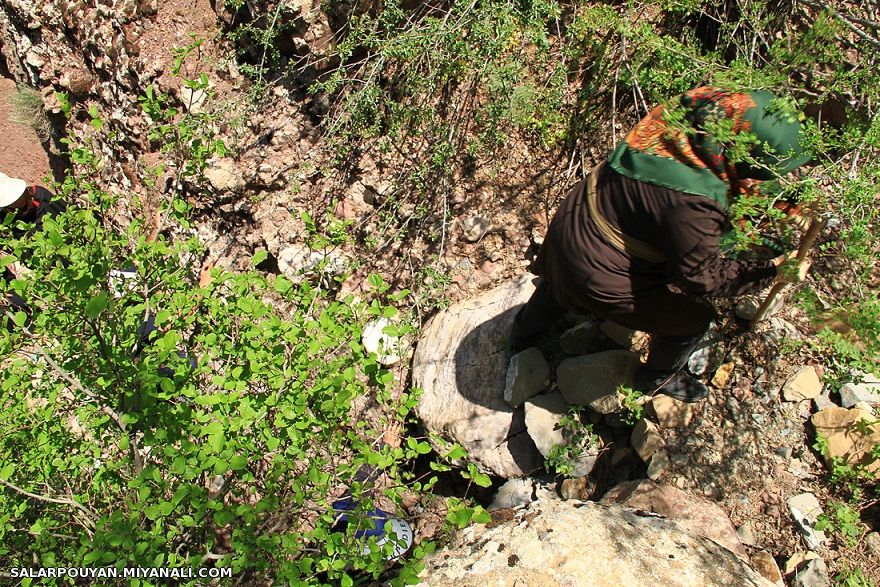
[736,520,758,546]
[774,446,793,462]
[751,413,766,425]
[669,453,689,466]
[460,214,491,242]
[792,557,830,587]
[726,396,742,421]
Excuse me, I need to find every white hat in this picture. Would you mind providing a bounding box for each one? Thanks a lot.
[0,172,27,207]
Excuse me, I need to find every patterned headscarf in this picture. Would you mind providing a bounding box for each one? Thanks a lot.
[607,87,811,208]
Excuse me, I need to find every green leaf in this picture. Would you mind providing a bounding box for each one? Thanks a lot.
[12,311,27,327]
[84,293,109,319]
[0,463,14,481]
[472,471,492,488]
[252,249,269,267]
[229,455,248,471]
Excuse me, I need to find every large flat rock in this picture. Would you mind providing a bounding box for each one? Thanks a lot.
[557,350,641,407]
[412,274,544,478]
[415,499,776,587]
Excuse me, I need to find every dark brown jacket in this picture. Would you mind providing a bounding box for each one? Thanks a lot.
[534,165,776,315]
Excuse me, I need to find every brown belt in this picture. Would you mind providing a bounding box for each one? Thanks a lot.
[586,163,668,264]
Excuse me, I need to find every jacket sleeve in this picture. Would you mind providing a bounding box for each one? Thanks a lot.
[659,197,777,297]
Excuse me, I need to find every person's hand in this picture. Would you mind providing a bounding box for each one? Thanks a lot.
[773,250,812,283]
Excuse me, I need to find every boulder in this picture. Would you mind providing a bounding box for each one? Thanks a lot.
[503,347,550,407]
[415,499,776,587]
[412,275,544,478]
[811,407,880,477]
[782,367,823,402]
[600,480,747,560]
[556,350,640,409]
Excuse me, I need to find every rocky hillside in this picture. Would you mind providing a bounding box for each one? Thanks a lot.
[1,0,878,585]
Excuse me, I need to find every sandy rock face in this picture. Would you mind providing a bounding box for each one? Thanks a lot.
[415,499,776,587]
[411,274,543,478]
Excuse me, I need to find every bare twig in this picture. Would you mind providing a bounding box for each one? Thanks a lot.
[0,477,97,529]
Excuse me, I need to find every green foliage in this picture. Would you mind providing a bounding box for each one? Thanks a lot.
[545,410,598,477]
[618,385,645,426]
[137,39,227,187]
[835,567,877,587]
[816,500,864,547]
[0,112,458,587]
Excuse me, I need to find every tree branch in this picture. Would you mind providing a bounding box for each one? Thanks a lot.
[0,477,96,529]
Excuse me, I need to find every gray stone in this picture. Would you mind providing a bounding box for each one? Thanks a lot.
[523,392,567,457]
[786,493,827,550]
[277,244,348,284]
[727,396,743,421]
[631,418,664,462]
[647,451,670,479]
[559,320,601,355]
[416,499,775,587]
[503,347,550,407]
[557,350,641,408]
[590,392,624,415]
[737,520,758,547]
[769,317,804,340]
[782,367,823,402]
[774,446,793,462]
[181,84,209,113]
[600,480,748,560]
[670,452,689,466]
[460,214,491,242]
[525,393,601,477]
[488,478,536,511]
[813,392,836,412]
[412,275,544,478]
[361,317,409,366]
[736,293,783,320]
[792,558,830,587]
[839,373,880,408]
[865,532,880,555]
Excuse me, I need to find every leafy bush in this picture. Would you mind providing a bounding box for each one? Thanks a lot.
[0,87,463,587]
